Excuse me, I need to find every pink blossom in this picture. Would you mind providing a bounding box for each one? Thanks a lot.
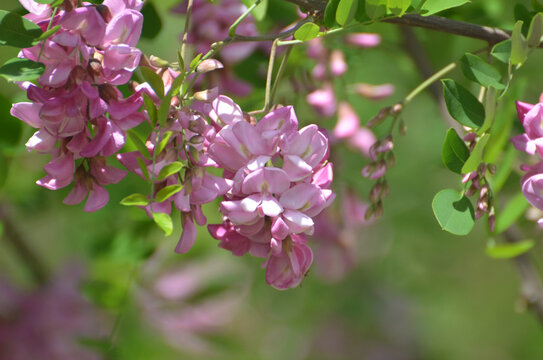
[307,84,337,117]
[511,102,543,156]
[345,33,381,48]
[333,101,360,139]
[265,236,313,290]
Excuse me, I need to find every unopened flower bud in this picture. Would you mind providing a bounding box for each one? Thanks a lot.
[149,55,169,68]
[196,59,224,73]
[364,204,375,221]
[488,209,496,232]
[367,107,389,128]
[385,151,395,168]
[465,184,477,197]
[188,145,200,164]
[475,208,485,220]
[487,163,496,175]
[87,59,103,82]
[381,180,390,198]
[345,33,381,48]
[193,87,219,102]
[70,65,87,85]
[330,50,347,77]
[189,135,204,145]
[369,183,382,203]
[96,4,112,22]
[354,83,395,100]
[477,198,489,212]
[399,118,407,136]
[464,132,477,142]
[374,200,384,219]
[98,84,119,102]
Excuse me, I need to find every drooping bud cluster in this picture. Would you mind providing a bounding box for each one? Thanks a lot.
[171,0,258,96]
[11,0,145,211]
[512,99,543,228]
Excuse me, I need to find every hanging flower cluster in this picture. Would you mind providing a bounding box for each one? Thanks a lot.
[512,99,543,227]
[10,0,145,211]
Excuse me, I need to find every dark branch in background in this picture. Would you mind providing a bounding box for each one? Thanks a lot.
[0,204,47,285]
[505,229,543,326]
[283,0,514,45]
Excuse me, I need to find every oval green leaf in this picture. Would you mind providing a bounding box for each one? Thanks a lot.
[461,133,490,174]
[294,22,320,41]
[152,212,173,236]
[528,13,543,48]
[420,0,469,15]
[140,66,164,99]
[491,39,511,63]
[485,239,534,259]
[0,10,43,48]
[324,0,341,28]
[155,184,183,203]
[157,161,184,181]
[0,58,44,82]
[432,189,475,236]
[442,128,470,174]
[511,20,527,65]
[336,0,358,26]
[387,0,411,16]
[460,53,504,90]
[120,193,149,207]
[494,192,529,234]
[441,79,485,129]
[365,0,386,19]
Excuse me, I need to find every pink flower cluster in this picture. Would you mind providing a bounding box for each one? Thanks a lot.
[11,0,145,211]
[116,84,334,289]
[171,0,258,96]
[512,99,543,227]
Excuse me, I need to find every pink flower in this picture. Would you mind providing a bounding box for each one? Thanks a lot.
[307,84,336,117]
[265,236,313,290]
[345,33,381,48]
[521,162,543,211]
[512,102,543,156]
[333,102,359,139]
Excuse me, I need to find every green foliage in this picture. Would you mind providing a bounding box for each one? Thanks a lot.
[432,189,475,236]
[461,133,490,174]
[155,185,183,203]
[139,66,164,99]
[441,79,485,129]
[494,192,530,234]
[157,162,184,181]
[120,194,150,207]
[336,0,358,25]
[294,22,320,41]
[387,0,411,16]
[241,0,269,21]
[419,0,470,15]
[460,53,504,90]
[511,20,528,65]
[491,40,512,63]
[324,0,341,27]
[141,1,162,39]
[152,212,173,236]
[527,13,543,47]
[485,238,534,258]
[0,58,44,82]
[127,130,150,158]
[38,25,61,41]
[442,128,470,174]
[155,131,173,155]
[0,10,43,48]
[365,0,386,19]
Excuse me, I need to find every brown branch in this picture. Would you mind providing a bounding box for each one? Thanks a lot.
[505,228,543,326]
[0,204,47,285]
[284,0,513,45]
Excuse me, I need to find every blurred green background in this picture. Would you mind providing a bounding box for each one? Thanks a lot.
[1,0,543,359]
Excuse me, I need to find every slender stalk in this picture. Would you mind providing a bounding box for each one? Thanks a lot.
[403,62,457,104]
[250,39,278,115]
[228,0,263,37]
[37,7,59,63]
[270,45,293,106]
[180,0,194,64]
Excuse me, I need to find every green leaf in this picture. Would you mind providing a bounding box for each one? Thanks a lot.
[461,133,490,174]
[137,157,150,181]
[120,193,149,207]
[494,192,529,234]
[387,0,411,16]
[142,93,157,127]
[38,25,61,41]
[155,185,183,203]
[152,212,173,236]
[441,79,485,128]
[34,0,60,4]
[355,0,370,22]
[127,130,149,158]
[460,53,504,90]
[336,0,358,26]
[478,86,496,135]
[157,161,184,181]
[141,1,162,39]
[511,20,528,65]
[365,0,386,19]
[140,66,164,99]
[253,0,269,21]
[420,0,470,15]
[0,10,43,48]
[0,58,44,82]
[491,39,511,63]
[294,22,320,41]
[169,72,184,97]
[157,93,172,127]
[432,189,475,236]
[324,0,341,28]
[527,12,543,47]
[442,128,470,174]
[189,53,203,70]
[485,238,534,259]
[155,131,173,155]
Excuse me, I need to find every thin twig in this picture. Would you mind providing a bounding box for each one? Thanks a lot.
[0,204,47,285]
[180,0,194,64]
